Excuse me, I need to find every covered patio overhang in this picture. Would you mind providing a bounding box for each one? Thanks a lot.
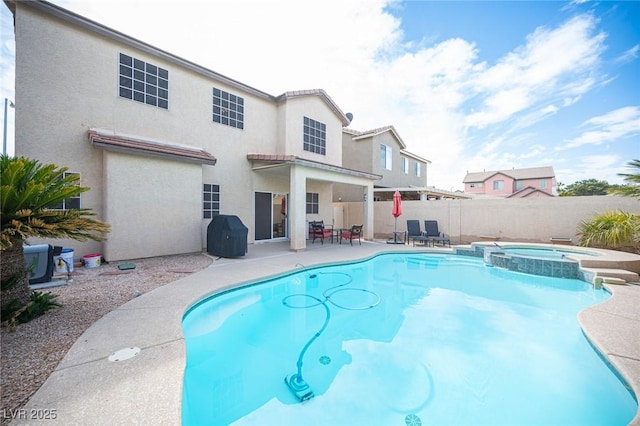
[247,154,381,251]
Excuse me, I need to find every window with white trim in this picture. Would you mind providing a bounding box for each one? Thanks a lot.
[306,192,319,214]
[469,182,483,188]
[516,180,523,190]
[493,180,504,190]
[119,53,169,109]
[402,157,409,174]
[539,179,547,189]
[415,162,421,177]
[203,184,220,219]
[213,88,244,129]
[49,172,81,210]
[380,144,392,170]
[303,117,326,155]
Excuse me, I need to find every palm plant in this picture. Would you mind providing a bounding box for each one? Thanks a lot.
[577,210,640,253]
[609,159,640,197]
[1,155,110,312]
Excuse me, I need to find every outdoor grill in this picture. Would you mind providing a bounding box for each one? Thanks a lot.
[206,215,248,257]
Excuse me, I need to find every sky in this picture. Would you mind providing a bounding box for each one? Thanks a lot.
[1,0,639,191]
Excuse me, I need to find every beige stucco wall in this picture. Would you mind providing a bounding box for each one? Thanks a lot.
[279,96,343,166]
[367,195,640,244]
[102,152,202,260]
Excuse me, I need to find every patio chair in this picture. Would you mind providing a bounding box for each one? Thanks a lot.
[406,220,429,246]
[340,225,363,246]
[424,220,450,247]
[310,221,333,244]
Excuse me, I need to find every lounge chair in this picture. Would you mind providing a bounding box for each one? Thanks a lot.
[340,225,363,245]
[424,220,450,247]
[406,220,428,246]
[310,221,333,244]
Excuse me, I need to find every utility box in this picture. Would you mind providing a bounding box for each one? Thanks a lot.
[207,215,248,257]
[23,244,54,284]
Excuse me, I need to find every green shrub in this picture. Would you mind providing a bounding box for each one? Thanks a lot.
[1,290,61,327]
[577,210,640,253]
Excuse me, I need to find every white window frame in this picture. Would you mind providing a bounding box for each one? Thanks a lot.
[118,53,169,109]
[415,162,421,177]
[203,183,220,219]
[402,157,409,174]
[303,117,326,155]
[380,144,392,170]
[306,192,319,214]
[213,88,244,129]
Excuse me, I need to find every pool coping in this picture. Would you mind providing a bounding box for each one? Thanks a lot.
[12,241,640,425]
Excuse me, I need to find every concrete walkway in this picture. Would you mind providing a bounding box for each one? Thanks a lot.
[14,241,640,425]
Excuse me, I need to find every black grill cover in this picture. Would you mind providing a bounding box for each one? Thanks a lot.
[207,215,248,257]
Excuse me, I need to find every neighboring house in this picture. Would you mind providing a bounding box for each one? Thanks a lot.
[463,166,556,197]
[7,0,381,260]
[335,126,431,201]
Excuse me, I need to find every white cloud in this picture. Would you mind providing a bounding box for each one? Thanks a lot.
[464,14,605,130]
[556,154,624,185]
[560,106,640,149]
[615,44,639,63]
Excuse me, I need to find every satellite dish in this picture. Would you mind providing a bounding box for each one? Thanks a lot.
[346,112,353,122]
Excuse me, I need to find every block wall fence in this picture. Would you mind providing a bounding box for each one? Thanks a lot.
[337,195,640,245]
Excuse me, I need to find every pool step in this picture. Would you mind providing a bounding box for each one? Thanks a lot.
[581,267,639,283]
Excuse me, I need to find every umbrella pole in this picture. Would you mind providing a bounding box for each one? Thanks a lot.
[394,217,397,242]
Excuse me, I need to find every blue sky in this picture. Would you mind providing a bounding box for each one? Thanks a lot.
[1,0,638,191]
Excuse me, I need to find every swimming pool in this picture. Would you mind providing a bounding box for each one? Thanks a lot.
[182,253,637,425]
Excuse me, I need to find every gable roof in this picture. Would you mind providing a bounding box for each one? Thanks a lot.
[347,125,407,149]
[506,186,554,198]
[463,166,555,183]
[275,89,351,126]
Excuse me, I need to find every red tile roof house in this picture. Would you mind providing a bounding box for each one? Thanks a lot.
[463,166,556,198]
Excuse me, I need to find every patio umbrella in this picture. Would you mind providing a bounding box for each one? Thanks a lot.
[392,190,402,242]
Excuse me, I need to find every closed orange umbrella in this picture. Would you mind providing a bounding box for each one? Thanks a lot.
[391,191,402,243]
[392,190,402,218]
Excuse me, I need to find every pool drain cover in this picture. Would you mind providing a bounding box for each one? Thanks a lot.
[405,414,422,426]
[319,355,331,365]
[108,347,141,362]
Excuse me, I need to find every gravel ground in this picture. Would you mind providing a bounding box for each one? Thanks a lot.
[0,252,213,425]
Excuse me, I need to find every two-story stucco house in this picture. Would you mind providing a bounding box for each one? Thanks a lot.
[463,166,556,198]
[335,126,431,201]
[7,0,381,260]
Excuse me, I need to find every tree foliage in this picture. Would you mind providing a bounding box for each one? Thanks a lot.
[558,179,610,196]
[1,155,111,249]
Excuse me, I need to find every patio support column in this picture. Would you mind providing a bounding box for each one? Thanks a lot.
[289,165,307,251]
[363,183,374,240]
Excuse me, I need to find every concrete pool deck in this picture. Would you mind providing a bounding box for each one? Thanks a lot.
[14,241,640,425]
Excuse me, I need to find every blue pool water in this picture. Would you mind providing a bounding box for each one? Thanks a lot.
[182,253,637,425]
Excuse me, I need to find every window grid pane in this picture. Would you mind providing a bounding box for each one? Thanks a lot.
[302,117,326,155]
[203,184,221,219]
[213,88,244,129]
[119,53,169,110]
[306,192,319,214]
